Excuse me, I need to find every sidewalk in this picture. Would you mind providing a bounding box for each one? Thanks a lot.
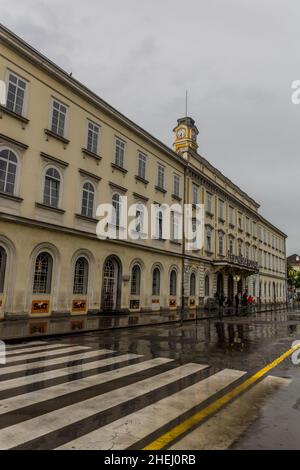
[0,303,290,342]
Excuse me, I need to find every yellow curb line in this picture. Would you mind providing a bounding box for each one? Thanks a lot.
[143,343,300,450]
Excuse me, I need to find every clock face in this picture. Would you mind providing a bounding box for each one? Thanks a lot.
[177,128,186,139]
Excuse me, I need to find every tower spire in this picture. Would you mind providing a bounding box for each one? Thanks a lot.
[185,90,188,117]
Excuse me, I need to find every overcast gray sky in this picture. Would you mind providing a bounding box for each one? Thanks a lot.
[1,0,299,254]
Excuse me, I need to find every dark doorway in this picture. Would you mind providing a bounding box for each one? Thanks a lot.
[228,275,234,301]
[217,273,223,296]
[101,256,122,311]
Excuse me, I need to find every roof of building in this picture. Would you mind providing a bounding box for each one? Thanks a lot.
[288,254,300,265]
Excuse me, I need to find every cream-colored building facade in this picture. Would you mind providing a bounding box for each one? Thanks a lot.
[0,25,287,320]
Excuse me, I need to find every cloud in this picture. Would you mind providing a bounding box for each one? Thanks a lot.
[1,0,299,253]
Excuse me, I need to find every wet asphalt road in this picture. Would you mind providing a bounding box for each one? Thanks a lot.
[2,308,300,449]
[65,309,300,449]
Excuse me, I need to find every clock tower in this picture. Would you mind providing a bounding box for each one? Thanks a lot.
[173,117,199,155]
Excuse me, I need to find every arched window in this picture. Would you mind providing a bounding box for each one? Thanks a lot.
[131,264,141,295]
[0,247,7,293]
[229,238,234,255]
[73,257,89,295]
[245,243,250,259]
[0,149,18,195]
[81,182,95,218]
[169,270,177,296]
[152,268,160,296]
[33,252,53,294]
[112,193,121,226]
[190,272,196,296]
[43,168,61,207]
[204,275,210,297]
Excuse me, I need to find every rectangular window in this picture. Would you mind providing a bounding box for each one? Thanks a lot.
[238,212,243,230]
[51,99,67,136]
[135,208,144,234]
[157,164,165,189]
[219,200,224,220]
[115,138,125,167]
[206,192,213,214]
[87,121,99,154]
[171,211,180,241]
[246,217,250,234]
[206,228,212,252]
[253,222,257,238]
[137,152,147,180]
[173,174,181,197]
[229,206,234,225]
[156,211,163,240]
[6,72,27,116]
[192,184,198,205]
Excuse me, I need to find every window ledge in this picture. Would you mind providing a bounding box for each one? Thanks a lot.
[172,193,182,202]
[155,185,167,194]
[0,105,29,125]
[111,163,128,174]
[170,239,182,246]
[44,129,70,145]
[36,202,65,214]
[135,175,149,185]
[0,191,23,203]
[82,148,102,161]
[75,213,98,223]
[206,211,214,217]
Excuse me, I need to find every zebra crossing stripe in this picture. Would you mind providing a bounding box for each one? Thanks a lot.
[6,341,49,350]
[0,363,207,449]
[0,349,115,376]
[56,369,245,450]
[0,357,171,416]
[4,346,91,364]
[0,353,142,392]
[5,343,72,356]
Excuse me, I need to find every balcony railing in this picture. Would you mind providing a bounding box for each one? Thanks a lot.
[227,251,259,270]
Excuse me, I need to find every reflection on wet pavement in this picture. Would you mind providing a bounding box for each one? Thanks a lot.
[1,309,300,449]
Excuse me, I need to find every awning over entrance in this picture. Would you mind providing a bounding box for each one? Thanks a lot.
[212,253,259,277]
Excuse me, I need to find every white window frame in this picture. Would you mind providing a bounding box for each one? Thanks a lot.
[137,152,147,180]
[49,97,68,137]
[206,192,213,214]
[192,184,198,205]
[157,163,165,189]
[173,173,181,197]
[114,137,126,168]
[0,146,21,197]
[86,120,100,155]
[219,199,224,220]
[41,165,63,208]
[81,180,96,218]
[5,70,29,117]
